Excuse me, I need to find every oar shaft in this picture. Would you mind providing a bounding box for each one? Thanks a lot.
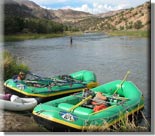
[113,71,130,95]
[68,95,92,112]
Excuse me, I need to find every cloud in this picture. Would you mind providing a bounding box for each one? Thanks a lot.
[73,4,92,13]
[151,0,155,3]
[67,2,129,14]
[93,3,115,13]
[91,1,131,13]
[39,5,52,10]
[30,0,149,14]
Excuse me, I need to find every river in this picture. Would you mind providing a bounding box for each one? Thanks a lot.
[4,32,150,130]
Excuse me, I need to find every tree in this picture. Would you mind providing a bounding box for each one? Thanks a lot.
[120,26,124,30]
[4,16,66,34]
[4,16,24,34]
[134,20,143,29]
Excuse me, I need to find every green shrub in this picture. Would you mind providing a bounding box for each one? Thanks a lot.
[134,20,143,29]
[3,50,29,81]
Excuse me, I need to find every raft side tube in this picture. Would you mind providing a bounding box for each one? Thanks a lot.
[58,103,94,115]
[92,80,123,95]
[70,70,97,83]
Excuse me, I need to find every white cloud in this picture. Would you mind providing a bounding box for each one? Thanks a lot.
[151,0,155,3]
[91,1,130,13]
[40,5,52,10]
[30,0,149,14]
[66,2,129,14]
[93,3,113,13]
[60,4,92,13]
[74,4,92,13]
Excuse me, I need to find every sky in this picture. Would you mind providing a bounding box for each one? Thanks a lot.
[30,0,149,14]
[151,0,155,3]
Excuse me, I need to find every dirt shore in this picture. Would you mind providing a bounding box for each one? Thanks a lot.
[0,110,48,132]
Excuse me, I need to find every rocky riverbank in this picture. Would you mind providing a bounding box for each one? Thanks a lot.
[0,110,48,132]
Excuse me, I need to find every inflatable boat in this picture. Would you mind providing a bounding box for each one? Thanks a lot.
[4,70,98,102]
[0,93,38,111]
[32,80,144,131]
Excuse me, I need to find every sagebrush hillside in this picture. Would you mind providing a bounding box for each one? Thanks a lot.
[4,0,150,34]
[72,2,150,32]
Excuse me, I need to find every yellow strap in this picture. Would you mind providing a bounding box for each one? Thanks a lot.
[113,71,131,95]
[68,95,92,112]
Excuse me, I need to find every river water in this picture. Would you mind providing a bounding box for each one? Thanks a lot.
[4,33,150,128]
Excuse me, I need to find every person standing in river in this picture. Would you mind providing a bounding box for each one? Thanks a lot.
[70,36,73,45]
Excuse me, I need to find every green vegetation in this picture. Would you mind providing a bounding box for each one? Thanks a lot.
[107,30,149,38]
[3,50,29,80]
[134,20,143,30]
[4,30,149,42]
[4,33,65,42]
[4,31,83,42]
[4,16,73,35]
[84,111,150,132]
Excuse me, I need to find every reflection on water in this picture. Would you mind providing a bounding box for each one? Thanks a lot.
[4,33,150,119]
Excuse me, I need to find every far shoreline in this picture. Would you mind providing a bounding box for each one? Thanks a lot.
[107,30,150,38]
[4,30,149,42]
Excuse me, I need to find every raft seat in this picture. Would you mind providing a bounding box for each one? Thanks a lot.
[58,103,93,115]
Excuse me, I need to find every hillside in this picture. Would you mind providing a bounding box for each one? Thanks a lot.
[96,9,125,18]
[4,0,58,19]
[73,2,150,32]
[52,9,92,23]
[4,0,150,34]
[4,0,91,22]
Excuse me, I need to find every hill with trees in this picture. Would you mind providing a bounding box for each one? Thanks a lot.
[72,2,150,32]
[4,0,150,35]
[4,0,65,34]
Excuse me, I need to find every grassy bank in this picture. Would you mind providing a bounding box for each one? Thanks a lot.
[4,30,149,42]
[107,30,150,38]
[4,31,83,42]
[3,50,29,80]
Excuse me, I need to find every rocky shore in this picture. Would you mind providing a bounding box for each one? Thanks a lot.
[0,110,48,132]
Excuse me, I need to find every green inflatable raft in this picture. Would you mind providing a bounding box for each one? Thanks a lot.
[32,80,144,131]
[4,70,98,102]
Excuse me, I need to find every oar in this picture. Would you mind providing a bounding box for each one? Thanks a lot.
[27,71,57,82]
[105,95,129,101]
[68,95,92,112]
[27,71,45,79]
[113,71,131,95]
[29,71,85,85]
[27,72,66,85]
[72,94,129,105]
[57,75,84,85]
[27,71,84,85]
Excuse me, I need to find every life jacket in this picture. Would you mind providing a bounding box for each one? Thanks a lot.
[93,104,107,112]
[12,75,18,82]
[92,95,107,112]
